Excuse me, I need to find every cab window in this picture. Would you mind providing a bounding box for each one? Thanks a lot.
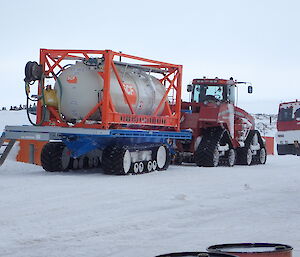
[278,107,293,121]
[192,85,225,103]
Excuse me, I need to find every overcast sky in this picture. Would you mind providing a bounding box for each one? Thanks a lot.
[1,0,299,114]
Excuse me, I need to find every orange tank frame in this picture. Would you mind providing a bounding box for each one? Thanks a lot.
[36,49,182,131]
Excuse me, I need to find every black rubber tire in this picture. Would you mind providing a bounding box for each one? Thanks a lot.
[101,145,131,175]
[41,142,71,172]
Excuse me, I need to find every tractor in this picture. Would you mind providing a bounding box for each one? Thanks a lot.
[174,77,267,167]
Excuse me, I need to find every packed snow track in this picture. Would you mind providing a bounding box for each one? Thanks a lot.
[0,155,299,257]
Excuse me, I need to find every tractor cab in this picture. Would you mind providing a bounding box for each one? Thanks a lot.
[187,78,237,105]
[182,77,253,138]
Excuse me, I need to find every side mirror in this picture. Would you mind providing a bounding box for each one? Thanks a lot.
[187,84,193,92]
[248,85,253,94]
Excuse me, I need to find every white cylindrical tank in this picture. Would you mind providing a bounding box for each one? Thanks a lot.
[54,61,166,122]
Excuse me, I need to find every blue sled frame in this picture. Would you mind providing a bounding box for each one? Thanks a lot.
[3,126,192,158]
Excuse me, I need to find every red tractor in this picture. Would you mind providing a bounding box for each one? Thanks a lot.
[175,77,267,167]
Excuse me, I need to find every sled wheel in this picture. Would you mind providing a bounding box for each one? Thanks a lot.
[133,163,139,174]
[146,160,153,172]
[152,160,157,171]
[138,162,144,173]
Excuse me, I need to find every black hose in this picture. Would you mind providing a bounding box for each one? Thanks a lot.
[54,64,72,77]
[25,79,46,126]
[25,82,38,102]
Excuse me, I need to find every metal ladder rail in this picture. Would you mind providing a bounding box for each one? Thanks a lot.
[0,133,16,166]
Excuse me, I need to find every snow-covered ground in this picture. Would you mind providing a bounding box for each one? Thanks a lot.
[253,113,278,137]
[0,111,299,257]
[0,110,30,131]
[0,157,299,257]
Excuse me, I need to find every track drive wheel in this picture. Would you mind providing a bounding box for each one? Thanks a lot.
[237,147,252,165]
[41,142,71,172]
[102,145,132,175]
[156,145,171,171]
[256,147,267,164]
[225,148,236,167]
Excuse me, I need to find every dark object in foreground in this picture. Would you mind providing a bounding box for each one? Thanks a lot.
[207,243,293,257]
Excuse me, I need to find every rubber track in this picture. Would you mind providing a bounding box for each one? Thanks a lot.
[218,131,234,166]
[252,147,267,165]
[102,145,126,175]
[236,130,266,165]
[41,142,67,172]
[102,143,171,175]
[236,130,255,165]
[194,127,224,167]
[253,130,267,165]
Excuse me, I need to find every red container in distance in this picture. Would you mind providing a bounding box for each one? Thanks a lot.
[207,243,292,257]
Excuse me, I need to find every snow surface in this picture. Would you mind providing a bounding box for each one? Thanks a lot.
[0,111,299,257]
[0,110,30,131]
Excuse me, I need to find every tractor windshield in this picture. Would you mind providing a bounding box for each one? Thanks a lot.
[193,85,225,103]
